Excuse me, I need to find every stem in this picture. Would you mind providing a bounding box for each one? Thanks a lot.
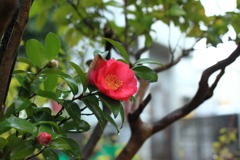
[25,146,47,160]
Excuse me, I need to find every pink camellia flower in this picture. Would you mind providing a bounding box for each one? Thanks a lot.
[37,132,52,145]
[90,59,137,101]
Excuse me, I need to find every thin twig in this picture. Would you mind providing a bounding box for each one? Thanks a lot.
[26,146,47,160]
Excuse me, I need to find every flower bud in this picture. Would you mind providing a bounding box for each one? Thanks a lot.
[37,132,52,145]
[47,59,59,68]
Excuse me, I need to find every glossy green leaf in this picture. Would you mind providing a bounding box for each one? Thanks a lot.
[132,66,158,82]
[103,37,129,63]
[26,39,46,68]
[35,121,60,132]
[83,97,105,129]
[45,32,61,61]
[93,50,109,59]
[14,96,32,113]
[7,133,20,147]
[117,59,129,64]
[41,68,65,75]
[133,58,164,66]
[0,137,7,150]
[62,101,81,126]
[1,103,15,121]
[99,93,122,118]
[56,87,71,99]
[42,149,59,160]
[36,90,59,102]
[70,62,87,92]
[63,120,90,133]
[62,137,81,159]
[14,74,31,92]
[17,57,35,68]
[48,138,71,150]
[10,140,36,159]
[59,73,79,95]
[0,121,11,134]
[44,74,58,91]
[31,111,54,122]
[0,117,35,134]
[38,124,61,139]
[103,112,119,133]
[119,105,125,128]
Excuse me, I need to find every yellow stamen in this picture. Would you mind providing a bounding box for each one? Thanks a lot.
[104,75,122,90]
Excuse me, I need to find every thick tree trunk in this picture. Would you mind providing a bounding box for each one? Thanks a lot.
[0,0,33,118]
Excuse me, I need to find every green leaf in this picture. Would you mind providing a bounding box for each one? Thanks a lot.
[48,138,71,150]
[31,111,54,122]
[119,105,125,128]
[36,90,59,102]
[0,137,7,150]
[132,66,158,82]
[41,68,65,75]
[133,58,164,66]
[144,34,153,47]
[103,37,129,63]
[56,87,71,99]
[42,149,59,160]
[35,121,60,133]
[37,124,61,139]
[99,93,122,118]
[117,59,129,64]
[14,96,32,113]
[59,73,79,95]
[17,57,35,68]
[62,137,81,159]
[26,39,46,68]
[93,50,109,59]
[36,12,47,31]
[103,112,119,133]
[0,117,35,134]
[142,14,153,29]
[1,103,15,121]
[83,97,105,129]
[44,74,58,91]
[70,62,87,92]
[63,120,91,133]
[7,133,20,147]
[168,4,186,16]
[10,140,36,159]
[62,101,81,126]
[14,74,31,92]
[45,32,61,61]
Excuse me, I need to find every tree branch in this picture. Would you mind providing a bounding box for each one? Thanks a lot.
[116,43,240,160]
[131,78,149,112]
[135,46,149,60]
[154,51,189,73]
[81,105,111,160]
[152,43,240,134]
[0,0,33,118]
[115,96,153,160]
[0,0,18,39]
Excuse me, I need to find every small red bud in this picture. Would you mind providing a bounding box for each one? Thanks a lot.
[37,132,52,145]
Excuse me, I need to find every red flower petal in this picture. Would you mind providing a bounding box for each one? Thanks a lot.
[90,59,137,101]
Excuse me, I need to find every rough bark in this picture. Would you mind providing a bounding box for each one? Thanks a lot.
[0,0,33,118]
